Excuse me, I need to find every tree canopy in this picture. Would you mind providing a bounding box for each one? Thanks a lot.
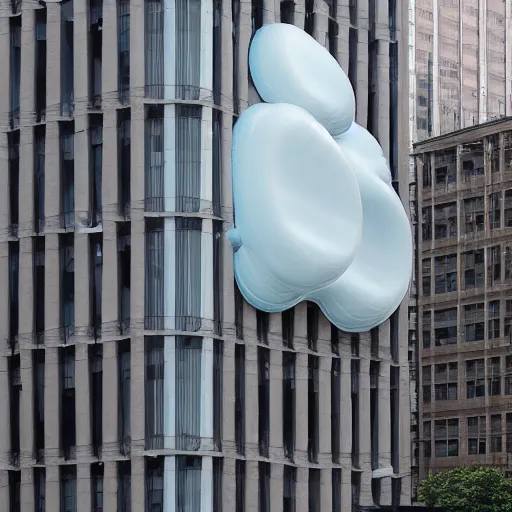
[418,466,512,512]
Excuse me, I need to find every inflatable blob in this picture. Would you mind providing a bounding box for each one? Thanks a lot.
[229,23,413,333]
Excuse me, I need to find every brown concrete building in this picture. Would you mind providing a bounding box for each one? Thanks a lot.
[0,0,412,511]
[413,117,512,480]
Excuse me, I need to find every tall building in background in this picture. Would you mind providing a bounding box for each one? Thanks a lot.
[0,0,411,511]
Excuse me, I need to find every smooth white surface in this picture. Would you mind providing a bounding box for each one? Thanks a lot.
[249,23,356,136]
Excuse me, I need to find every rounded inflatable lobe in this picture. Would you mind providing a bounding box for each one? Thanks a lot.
[230,103,363,311]
[249,23,356,137]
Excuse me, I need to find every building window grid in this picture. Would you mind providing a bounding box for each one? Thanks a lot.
[466,359,485,399]
[434,362,458,401]
[488,357,502,397]
[468,415,486,455]
[491,414,503,453]
[434,418,459,458]
[434,254,457,294]
[422,365,432,404]
[434,202,457,239]
[462,196,484,234]
[434,308,457,346]
[489,192,502,230]
[464,303,485,342]
[488,300,501,339]
[422,258,431,296]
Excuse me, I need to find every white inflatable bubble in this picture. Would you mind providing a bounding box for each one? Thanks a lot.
[249,23,356,137]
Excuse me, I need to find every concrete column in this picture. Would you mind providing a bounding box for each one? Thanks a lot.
[45,466,60,512]
[269,349,283,459]
[320,468,332,512]
[74,0,89,117]
[44,123,60,229]
[506,0,512,116]
[44,348,60,464]
[164,335,176,449]
[20,468,34,512]
[200,0,214,98]
[20,349,34,463]
[164,218,175,330]
[221,456,236,512]
[294,0,306,31]
[74,114,90,226]
[103,461,118,511]
[101,109,119,215]
[75,343,91,459]
[319,356,332,463]
[130,335,145,452]
[101,219,119,330]
[18,238,34,347]
[245,460,259,512]
[201,108,213,210]
[0,15,9,134]
[270,462,283,511]
[102,0,119,102]
[131,456,145,511]
[18,126,34,238]
[44,234,60,346]
[46,4,62,120]
[164,105,176,212]
[73,233,90,338]
[201,219,214,326]
[164,456,176,510]
[359,357,373,507]
[378,363,392,471]
[77,463,91,512]
[295,352,309,464]
[201,456,213,512]
[341,468,353,512]
[356,0,369,127]
[0,351,10,468]
[201,338,214,449]
[102,341,118,454]
[130,0,145,92]
[478,0,488,123]
[238,1,251,111]
[222,341,235,451]
[245,345,258,456]
[296,467,309,512]
[220,0,234,112]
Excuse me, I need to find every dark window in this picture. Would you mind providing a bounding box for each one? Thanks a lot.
[212,111,222,218]
[372,479,381,506]
[434,418,459,457]
[144,218,164,330]
[434,254,457,294]
[144,105,164,212]
[91,463,104,512]
[144,0,164,99]
[8,131,19,236]
[327,1,338,58]
[145,457,164,512]
[283,352,296,461]
[351,334,360,357]
[34,126,45,233]
[118,223,131,333]
[258,462,270,512]
[61,0,74,117]
[176,456,202,511]
[367,39,379,136]
[370,327,379,358]
[117,461,131,512]
[35,8,47,122]
[232,0,240,114]
[307,302,319,351]
[422,206,432,241]
[251,0,263,35]
[118,339,131,454]
[9,16,21,129]
[34,468,46,512]
[213,458,223,512]
[489,300,500,339]
[390,366,400,473]
[434,308,457,346]
[283,466,296,512]
[389,0,397,40]
[145,337,164,450]
[60,466,77,512]
[488,357,501,397]
[309,469,321,512]
[59,346,76,460]
[89,234,103,338]
[213,221,222,335]
[488,245,501,286]
[257,311,269,344]
[282,308,294,348]
[60,122,75,229]
[234,282,244,339]
[390,310,399,363]
[331,324,339,355]
[213,340,223,451]
[280,0,294,24]
[351,360,360,467]
[89,344,103,456]
[213,0,222,105]
[370,361,379,470]
[235,344,246,454]
[33,350,45,462]
[8,355,21,466]
[304,0,315,35]
[236,460,245,512]
[389,40,398,181]
[118,0,130,103]
[60,234,75,341]
[351,472,361,508]
[392,478,401,507]
[308,355,319,463]
[349,0,358,25]
[8,471,20,512]
[118,108,131,216]
[8,242,19,345]
[468,416,486,454]
[348,28,358,99]
[466,359,485,399]
[331,358,341,463]
[89,115,103,226]
[89,0,103,108]
[258,347,270,457]
[332,469,342,512]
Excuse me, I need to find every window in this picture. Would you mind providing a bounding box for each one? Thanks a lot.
[422,258,431,296]
[60,466,77,512]
[89,115,103,226]
[89,345,103,456]
[61,0,74,117]
[491,415,502,453]
[118,108,131,216]
[422,365,431,404]
[434,254,457,294]
[175,218,202,331]
[423,421,432,457]
[332,469,342,512]
[8,471,19,512]
[118,0,130,103]
[488,357,501,396]
[434,418,459,457]
[506,300,512,339]
[489,134,500,173]
[508,414,512,453]
[434,308,457,346]
[351,472,361,508]
[232,0,240,114]
[331,358,341,463]
[422,206,432,241]
[283,466,296,512]
[434,363,458,401]
[35,8,47,121]
[304,0,315,34]
[176,105,202,212]
[145,457,164,511]
[422,154,432,187]
[34,126,45,233]
[9,16,21,129]
[308,355,319,463]
[8,131,19,235]
[327,0,338,58]
[280,0,295,24]
[309,469,321,512]
[60,122,75,228]
[33,350,45,462]
[348,27,358,99]
[488,245,501,286]
[489,192,502,230]
[60,234,74,341]
[258,462,270,512]
[118,223,131,333]
[367,39,379,136]
[144,0,164,99]
[89,0,103,107]
[434,149,457,187]
[351,360,360,467]
[117,461,131,512]
[257,310,269,344]
[214,341,225,450]
[118,339,131,454]
[463,249,485,289]
[213,0,222,105]
[349,0,358,25]
[307,302,319,350]
[176,456,201,510]
[213,457,223,512]
[212,111,222,218]
[390,366,400,473]
[145,337,164,450]
[235,344,245,454]
[8,355,20,465]
[34,468,45,512]
[258,347,270,457]
[464,303,484,342]
[462,196,484,234]
[59,346,76,460]
[234,281,244,340]
[89,234,103,338]
[389,38,398,181]
[466,359,485,399]
[422,311,431,349]
[351,333,360,357]
[144,218,164,330]
[236,460,245,512]
[8,242,19,345]
[91,463,104,512]
[283,352,295,461]
[144,105,164,212]
[282,308,294,348]
[175,337,202,451]
[370,361,379,470]
[434,202,457,239]
[370,327,379,358]
[506,356,512,395]
[461,141,484,181]
[505,190,512,226]
[468,416,486,455]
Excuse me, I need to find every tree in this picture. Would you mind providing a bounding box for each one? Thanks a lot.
[418,466,512,512]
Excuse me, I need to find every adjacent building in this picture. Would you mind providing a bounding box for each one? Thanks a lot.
[0,0,412,511]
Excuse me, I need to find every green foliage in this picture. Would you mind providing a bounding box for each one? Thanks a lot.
[418,466,512,512]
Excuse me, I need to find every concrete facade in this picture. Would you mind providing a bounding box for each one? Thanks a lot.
[0,0,412,511]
